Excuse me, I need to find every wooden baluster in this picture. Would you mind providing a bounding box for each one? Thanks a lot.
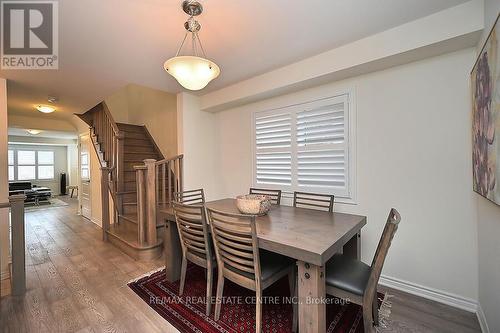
[162,163,166,207]
[167,160,172,204]
[135,165,147,246]
[156,165,159,207]
[107,116,110,163]
[105,116,108,161]
[175,159,179,194]
[116,131,125,194]
[172,160,176,195]
[179,156,184,192]
[100,167,110,241]
[144,159,157,245]
[97,111,101,141]
[10,194,26,296]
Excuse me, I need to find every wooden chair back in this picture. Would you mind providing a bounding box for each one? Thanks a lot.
[207,208,261,290]
[364,208,401,303]
[249,188,282,205]
[172,201,212,267]
[174,189,205,205]
[293,191,334,212]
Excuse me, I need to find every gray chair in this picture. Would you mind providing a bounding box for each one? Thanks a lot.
[325,208,401,333]
[174,188,205,205]
[206,208,297,333]
[293,191,334,212]
[172,201,215,316]
[249,188,281,205]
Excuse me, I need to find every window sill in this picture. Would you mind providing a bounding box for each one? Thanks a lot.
[280,191,357,206]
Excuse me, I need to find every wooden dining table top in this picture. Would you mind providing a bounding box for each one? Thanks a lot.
[205,198,367,266]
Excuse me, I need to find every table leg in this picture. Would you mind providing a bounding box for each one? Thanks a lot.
[297,261,326,333]
[343,231,361,260]
[164,218,182,282]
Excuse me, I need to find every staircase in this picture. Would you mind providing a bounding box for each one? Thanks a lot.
[76,102,183,260]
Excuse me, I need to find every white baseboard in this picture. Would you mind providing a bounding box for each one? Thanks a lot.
[0,270,10,281]
[90,217,102,227]
[379,275,478,313]
[476,303,490,333]
[1,256,12,280]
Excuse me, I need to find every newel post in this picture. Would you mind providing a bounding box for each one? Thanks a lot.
[9,194,26,296]
[134,165,147,246]
[100,167,111,241]
[144,159,157,245]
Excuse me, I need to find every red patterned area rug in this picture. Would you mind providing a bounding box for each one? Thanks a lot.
[128,265,389,333]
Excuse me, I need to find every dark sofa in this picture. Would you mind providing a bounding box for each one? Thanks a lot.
[9,181,52,204]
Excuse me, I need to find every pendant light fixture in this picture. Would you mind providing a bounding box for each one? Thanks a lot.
[164,1,220,91]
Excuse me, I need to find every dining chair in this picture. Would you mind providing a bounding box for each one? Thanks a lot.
[174,188,205,205]
[293,191,335,212]
[206,208,297,333]
[325,208,401,333]
[172,201,215,316]
[249,188,282,205]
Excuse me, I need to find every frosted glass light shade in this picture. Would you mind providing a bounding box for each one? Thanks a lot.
[164,56,220,90]
[36,105,55,113]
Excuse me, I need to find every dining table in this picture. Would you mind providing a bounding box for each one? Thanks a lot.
[160,198,367,333]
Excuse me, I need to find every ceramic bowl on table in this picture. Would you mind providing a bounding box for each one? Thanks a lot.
[235,194,272,215]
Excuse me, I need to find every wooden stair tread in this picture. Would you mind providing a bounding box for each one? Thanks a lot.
[124,137,150,142]
[117,123,146,132]
[124,156,156,160]
[119,213,164,227]
[119,213,138,224]
[107,224,162,250]
[123,147,156,152]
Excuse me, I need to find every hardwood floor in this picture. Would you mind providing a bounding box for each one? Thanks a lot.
[0,198,481,332]
[0,197,176,333]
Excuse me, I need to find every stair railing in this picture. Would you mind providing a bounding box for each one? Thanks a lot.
[81,103,124,240]
[135,154,183,246]
[0,195,26,296]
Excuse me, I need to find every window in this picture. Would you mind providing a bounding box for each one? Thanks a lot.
[253,94,354,200]
[8,149,55,181]
[8,150,14,181]
[17,151,36,180]
[37,151,55,179]
[81,152,90,180]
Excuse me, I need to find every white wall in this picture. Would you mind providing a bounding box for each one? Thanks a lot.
[200,0,483,112]
[105,84,178,158]
[476,1,500,332]
[67,144,78,186]
[185,49,480,303]
[7,144,68,195]
[0,78,9,281]
[177,93,218,201]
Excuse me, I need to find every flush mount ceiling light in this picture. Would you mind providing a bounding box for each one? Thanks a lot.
[36,105,55,113]
[164,0,220,91]
[27,129,41,135]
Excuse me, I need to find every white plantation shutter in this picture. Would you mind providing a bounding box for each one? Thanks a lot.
[254,94,352,198]
[297,149,346,188]
[255,113,292,186]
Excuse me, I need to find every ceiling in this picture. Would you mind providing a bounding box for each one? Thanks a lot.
[1,0,470,122]
[8,128,78,139]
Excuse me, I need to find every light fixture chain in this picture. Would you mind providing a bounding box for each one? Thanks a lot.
[175,31,189,56]
[194,32,207,59]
